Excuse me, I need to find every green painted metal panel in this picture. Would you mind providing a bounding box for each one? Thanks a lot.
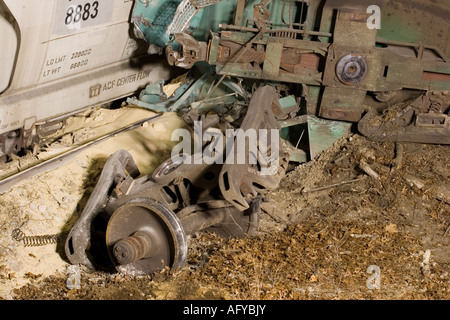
[307,115,352,159]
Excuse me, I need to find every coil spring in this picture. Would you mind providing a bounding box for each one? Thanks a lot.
[11,228,60,247]
[428,99,443,113]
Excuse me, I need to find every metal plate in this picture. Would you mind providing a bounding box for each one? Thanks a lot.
[52,0,114,36]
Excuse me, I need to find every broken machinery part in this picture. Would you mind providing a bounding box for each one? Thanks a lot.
[219,85,290,211]
[358,91,450,144]
[65,84,288,275]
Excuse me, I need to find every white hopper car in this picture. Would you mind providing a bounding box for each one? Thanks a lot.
[0,0,173,161]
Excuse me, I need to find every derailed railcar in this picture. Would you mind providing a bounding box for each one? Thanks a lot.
[131,0,450,144]
[0,0,177,162]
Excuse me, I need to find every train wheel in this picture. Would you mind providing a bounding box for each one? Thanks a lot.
[105,197,187,275]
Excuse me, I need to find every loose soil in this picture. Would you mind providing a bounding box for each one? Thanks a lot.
[0,106,449,300]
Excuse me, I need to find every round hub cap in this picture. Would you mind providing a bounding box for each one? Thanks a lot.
[336,54,368,85]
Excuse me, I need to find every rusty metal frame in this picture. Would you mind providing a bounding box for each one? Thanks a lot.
[218,85,289,211]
